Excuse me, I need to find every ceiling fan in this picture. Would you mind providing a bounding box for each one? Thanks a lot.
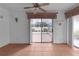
[24,3,49,12]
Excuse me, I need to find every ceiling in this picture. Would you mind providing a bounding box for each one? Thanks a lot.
[0,3,79,13]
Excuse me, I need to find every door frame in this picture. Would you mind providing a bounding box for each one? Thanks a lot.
[66,17,73,47]
[29,18,53,43]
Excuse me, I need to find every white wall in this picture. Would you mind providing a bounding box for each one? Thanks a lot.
[10,10,30,44]
[0,6,30,44]
[53,11,67,43]
[0,7,10,47]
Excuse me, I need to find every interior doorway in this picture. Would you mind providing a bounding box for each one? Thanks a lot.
[30,18,53,43]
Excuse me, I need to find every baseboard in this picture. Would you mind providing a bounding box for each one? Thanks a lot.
[9,43,30,45]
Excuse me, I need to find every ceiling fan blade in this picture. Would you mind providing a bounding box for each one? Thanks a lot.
[39,3,49,7]
[24,7,34,9]
[39,7,47,12]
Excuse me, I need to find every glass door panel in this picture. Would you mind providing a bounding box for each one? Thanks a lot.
[41,19,53,43]
[31,19,41,43]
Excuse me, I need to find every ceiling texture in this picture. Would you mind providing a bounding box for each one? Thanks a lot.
[0,3,79,13]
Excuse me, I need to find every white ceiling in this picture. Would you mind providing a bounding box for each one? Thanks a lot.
[0,3,79,13]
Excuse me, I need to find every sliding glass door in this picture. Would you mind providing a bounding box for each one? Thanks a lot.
[72,15,79,47]
[30,18,53,43]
